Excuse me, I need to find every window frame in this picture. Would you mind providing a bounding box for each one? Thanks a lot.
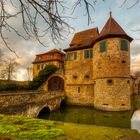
[84,49,93,59]
[120,40,128,51]
[100,41,106,52]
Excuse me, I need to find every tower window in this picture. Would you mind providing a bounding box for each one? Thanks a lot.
[120,40,128,51]
[122,60,126,64]
[107,79,113,85]
[100,42,106,52]
[85,75,90,79]
[73,75,77,79]
[78,87,80,93]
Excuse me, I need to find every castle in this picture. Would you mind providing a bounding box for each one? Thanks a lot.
[33,13,135,111]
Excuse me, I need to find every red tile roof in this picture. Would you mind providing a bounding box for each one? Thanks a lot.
[97,14,133,42]
[64,13,133,52]
[37,49,65,56]
[32,49,65,64]
[64,28,99,51]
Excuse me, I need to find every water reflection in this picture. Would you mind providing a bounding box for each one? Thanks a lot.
[131,110,140,133]
[38,105,132,128]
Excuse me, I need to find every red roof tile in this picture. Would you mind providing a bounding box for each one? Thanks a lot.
[37,49,65,56]
[97,14,133,42]
[64,14,133,52]
[64,28,99,51]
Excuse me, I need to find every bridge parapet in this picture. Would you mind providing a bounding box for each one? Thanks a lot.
[0,91,65,117]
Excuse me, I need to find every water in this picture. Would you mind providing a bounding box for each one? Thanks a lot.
[131,110,140,133]
[38,105,133,129]
[38,94,140,133]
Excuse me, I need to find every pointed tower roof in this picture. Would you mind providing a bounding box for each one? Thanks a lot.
[97,12,133,42]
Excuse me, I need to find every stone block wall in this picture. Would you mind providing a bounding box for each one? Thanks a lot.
[65,49,94,106]
[94,78,131,111]
[93,38,130,79]
[66,84,94,106]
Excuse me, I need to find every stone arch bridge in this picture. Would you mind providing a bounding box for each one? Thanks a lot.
[0,91,65,117]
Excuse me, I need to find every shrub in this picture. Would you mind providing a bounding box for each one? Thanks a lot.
[0,65,58,91]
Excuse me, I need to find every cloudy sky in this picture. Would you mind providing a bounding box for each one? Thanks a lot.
[1,0,140,81]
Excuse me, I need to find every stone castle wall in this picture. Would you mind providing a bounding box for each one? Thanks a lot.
[93,38,131,111]
[94,78,131,111]
[93,38,130,79]
[65,49,94,106]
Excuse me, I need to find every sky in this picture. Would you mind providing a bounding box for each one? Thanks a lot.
[1,0,140,81]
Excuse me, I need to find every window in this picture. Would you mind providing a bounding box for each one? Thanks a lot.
[122,60,126,64]
[37,64,40,70]
[89,50,93,58]
[41,64,44,69]
[85,75,90,79]
[74,52,77,60]
[66,52,77,60]
[100,42,106,52]
[120,40,128,51]
[84,49,93,59]
[73,75,77,79]
[78,87,80,93]
[66,53,71,60]
[42,64,46,69]
[107,79,113,85]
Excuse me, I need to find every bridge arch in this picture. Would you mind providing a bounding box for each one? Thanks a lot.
[48,76,64,92]
[37,106,50,118]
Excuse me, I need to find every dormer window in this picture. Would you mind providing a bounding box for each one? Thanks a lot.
[100,42,106,52]
[120,40,128,51]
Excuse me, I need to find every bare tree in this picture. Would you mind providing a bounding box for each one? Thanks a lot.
[27,66,33,81]
[0,0,105,55]
[0,0,139,55]
[0,58,19,81]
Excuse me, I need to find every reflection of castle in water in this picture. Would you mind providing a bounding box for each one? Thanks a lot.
[39,106,132,128]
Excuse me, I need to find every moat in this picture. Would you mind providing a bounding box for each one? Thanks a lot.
[38,105,140,133]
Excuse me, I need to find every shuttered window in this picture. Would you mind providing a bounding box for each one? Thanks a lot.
[74,52,77,60]
[100,42,106,52]
[84,50,88,58]
[84,49,93,59]
[66,52,77,60]
[120,40,128,51]
[89,50,93,58]
[66,53,70,60]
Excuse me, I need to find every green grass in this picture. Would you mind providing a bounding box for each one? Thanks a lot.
[0,114,64,140]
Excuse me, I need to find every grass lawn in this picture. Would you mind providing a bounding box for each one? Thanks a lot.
[0,114,64,140]
[0,114,140,140]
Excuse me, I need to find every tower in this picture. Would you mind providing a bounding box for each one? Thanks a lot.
[93,13,133,111]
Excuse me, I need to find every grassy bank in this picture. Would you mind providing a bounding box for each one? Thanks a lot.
[0,114,140,140]
[55,122,140,140]
[0,114,64,140]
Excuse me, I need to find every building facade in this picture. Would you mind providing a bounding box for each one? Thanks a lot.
[64,13,133,111]
[32,49,65,77]
[34,13,134,111]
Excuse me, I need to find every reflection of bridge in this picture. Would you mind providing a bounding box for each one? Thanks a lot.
[0,91,65,117]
